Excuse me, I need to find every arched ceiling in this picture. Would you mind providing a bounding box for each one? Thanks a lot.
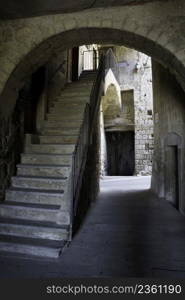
[0,0,184,117]
[0,0,168,20]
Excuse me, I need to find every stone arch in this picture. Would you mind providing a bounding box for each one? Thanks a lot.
[0,1,185,116]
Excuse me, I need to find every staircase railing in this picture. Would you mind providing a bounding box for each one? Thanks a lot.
[71,49,118,222]
[71,104,90,215]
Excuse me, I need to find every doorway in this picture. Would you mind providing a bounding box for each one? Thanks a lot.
[106,131,135,176]
[165,145,179,209]
[72,47,79,81]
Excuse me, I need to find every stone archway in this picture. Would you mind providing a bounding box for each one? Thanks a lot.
[0,0,185,213]
[0,0,185,116]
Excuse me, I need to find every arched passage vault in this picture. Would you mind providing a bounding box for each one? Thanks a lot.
[0,0,185,116]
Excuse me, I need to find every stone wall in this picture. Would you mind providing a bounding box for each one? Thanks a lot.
[151,60,185,214]
[114,46,154,175]
[100,46,153,175]
[0,0,185,119]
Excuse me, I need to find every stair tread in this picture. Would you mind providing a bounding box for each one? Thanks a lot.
[0,203,62,211]
[45,119,83,123]
[43,127,79,129]
[0,217,69,229]
[0,235,67,248]
[27,143,76,146]
[22,153,73,156]
[8,187,65,194]
[12,175,68,181]
[0,202,61,210]
[17,164,71,168]
[35,143,75,146]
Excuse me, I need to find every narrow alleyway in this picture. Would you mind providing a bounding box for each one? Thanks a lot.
[0,176,185,278]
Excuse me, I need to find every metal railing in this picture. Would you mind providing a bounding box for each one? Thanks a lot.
[70,49,119,221]
[71,54,105,218]
[72,104,90,215]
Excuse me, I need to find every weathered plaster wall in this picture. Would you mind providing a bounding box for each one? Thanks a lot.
[36,50,68,133]
[46,51,68,104]
[151,60,185,214]
[100,67,122,175]
[102,83,122,130]
[0,0,185,119]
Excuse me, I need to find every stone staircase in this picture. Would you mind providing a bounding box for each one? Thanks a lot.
[0,70,97,258]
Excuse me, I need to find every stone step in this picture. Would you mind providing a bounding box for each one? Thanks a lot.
[64,89,91,95]
[0,204,70,224]
[50,104,86,113]
[80,70,97,75]
[39,135,78,145]
[53,97,88,103]
[11,176,67,191]
[60,91,91,97]
[46,113,84,121]
[0,222,69,241]
[49,106,85,115]
[49,106,85,114]
[6,188,66,206]
[80,76,96,81]
[53,100,88,108]
[52,97,88,104]
[65,82,92,88]
[80,72,97,76]
[21,153,73,164]
[51,102,86,110]
[67,81,93,87]
[43,120,82,128]
[17,164,70,178]
[25,144,75,154]
[41,127,79,135]
[0,238,65,258]
[53,92,89,98]
[50,102,85,109]
[80,75,96,80]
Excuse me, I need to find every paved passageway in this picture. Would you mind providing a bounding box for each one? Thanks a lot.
[0,176,185,278]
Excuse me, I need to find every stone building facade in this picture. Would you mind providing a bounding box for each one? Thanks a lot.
[100,45,154,176]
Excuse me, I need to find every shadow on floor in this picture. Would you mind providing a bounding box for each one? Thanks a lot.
[0,176,185,278]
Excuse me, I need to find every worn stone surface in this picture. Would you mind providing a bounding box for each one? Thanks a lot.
[0,72,95,257]
[1,176,185,278]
